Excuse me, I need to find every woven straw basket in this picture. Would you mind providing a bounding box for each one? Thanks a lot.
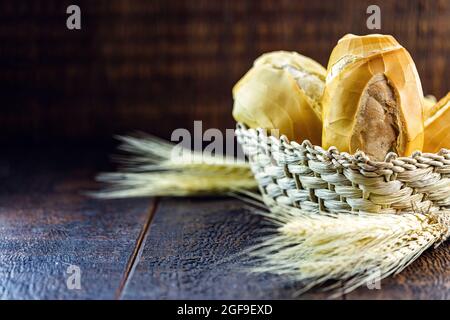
[236,123,450,214]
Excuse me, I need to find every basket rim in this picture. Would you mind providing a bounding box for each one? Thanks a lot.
[235,122,450,171]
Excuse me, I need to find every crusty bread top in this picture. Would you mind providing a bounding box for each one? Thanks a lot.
[233,51,326,120]
[255,51,326,79]
[232,51,325,144]
[327,34,402,70]
[425,92,450,124]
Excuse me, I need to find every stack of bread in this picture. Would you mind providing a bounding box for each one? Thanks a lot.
[232,34,449,161]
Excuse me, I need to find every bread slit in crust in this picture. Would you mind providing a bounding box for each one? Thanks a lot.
[350,74,400,161]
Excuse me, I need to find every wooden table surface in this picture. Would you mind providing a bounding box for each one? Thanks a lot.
[0,148,448,300]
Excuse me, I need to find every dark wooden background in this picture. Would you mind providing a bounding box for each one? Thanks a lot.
[0,0,449,146]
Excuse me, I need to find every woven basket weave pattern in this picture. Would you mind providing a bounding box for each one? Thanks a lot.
[236,123,450,214]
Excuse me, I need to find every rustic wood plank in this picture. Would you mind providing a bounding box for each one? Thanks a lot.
[122,198,339,299]
[0,148,151,299]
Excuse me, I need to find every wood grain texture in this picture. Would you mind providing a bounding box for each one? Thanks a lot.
[0,0,449,145]
[0,148,151,299]
[122,198,342,300]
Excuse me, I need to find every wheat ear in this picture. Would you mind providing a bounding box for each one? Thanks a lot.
[240,193,449,295]
[92,134,256,198]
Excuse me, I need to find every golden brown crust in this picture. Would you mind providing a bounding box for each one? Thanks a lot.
[423,92,450,153]
[423,95,438,120]
[322,34,424,159]
[232,51,326,144]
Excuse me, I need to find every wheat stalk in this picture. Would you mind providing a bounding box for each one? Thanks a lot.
[92,134,256,198]
[238,192,449,295]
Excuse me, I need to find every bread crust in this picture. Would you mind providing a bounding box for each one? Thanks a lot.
[424,92,450,153]
[232,51,326,144]
[322,34,424,159]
